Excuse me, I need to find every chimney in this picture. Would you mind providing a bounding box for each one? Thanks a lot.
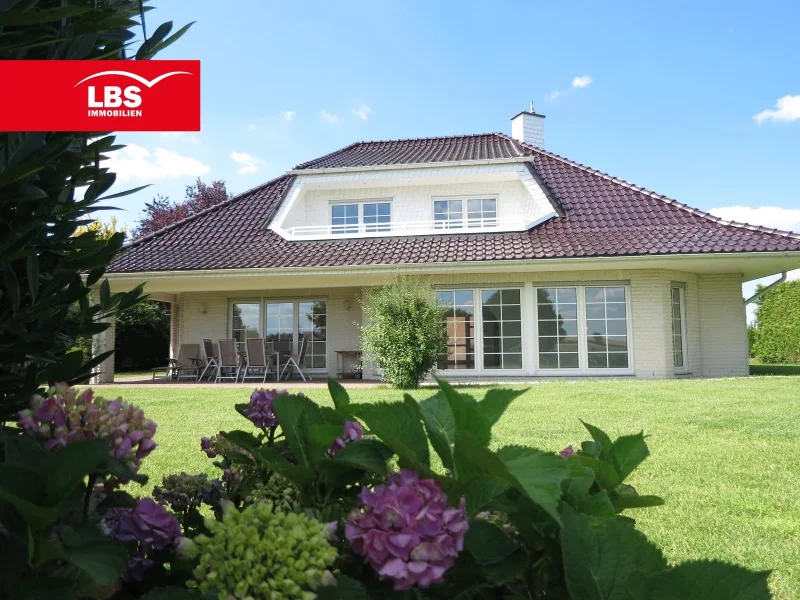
[510,101,545,148]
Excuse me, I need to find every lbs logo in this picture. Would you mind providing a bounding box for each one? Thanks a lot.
[0,60,200,132]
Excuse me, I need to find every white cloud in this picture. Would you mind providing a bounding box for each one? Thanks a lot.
[548,90,564,101]
[106,144,209,183]
[753,95,800,124]
[245,123,260,133]
[352,104,372,120]
[230,151,263,175]
[572,75,593,88]
[160,131,200,144]
[320,110,340,125]
[281,110,295,122]
[710,205,800,322]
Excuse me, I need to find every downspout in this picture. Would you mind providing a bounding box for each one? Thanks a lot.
[744,272,787,305]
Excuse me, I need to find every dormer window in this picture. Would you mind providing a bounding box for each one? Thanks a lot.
[331,200,391,234]
[433,196,497,229]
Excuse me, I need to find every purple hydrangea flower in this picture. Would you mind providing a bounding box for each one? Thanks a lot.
[200,436,216,458]
[245,388,286,429]
[329,420,364,456]
[17,384,156,472]
[345,470,468,590]
[103,498,183,581]
[559,445,575,458]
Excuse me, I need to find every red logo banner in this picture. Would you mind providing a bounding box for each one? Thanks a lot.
[0,60,200,132]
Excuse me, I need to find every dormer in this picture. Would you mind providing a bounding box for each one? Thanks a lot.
[269,116,562,241]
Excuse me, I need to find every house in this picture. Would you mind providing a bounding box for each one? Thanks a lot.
[99,108,800,382]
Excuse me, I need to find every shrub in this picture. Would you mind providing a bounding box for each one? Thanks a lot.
[361,277,448,388]
[752,280,800,364]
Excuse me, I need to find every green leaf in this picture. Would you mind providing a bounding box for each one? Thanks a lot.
[316,574,371,600]
[609,432,649,481]
[148,21,196,57]
[629,560,771,600]
[327,378,350,412]
[0,6,91,26]
[60,525,129,585]
[331,439,393,475]
[611,485,665,511]
[307,424,344,462]
[349,397,430,470]
[465,519,522,564]
[252,446,314,489]
[44,438,111,501]
[437,378,491,445]
[220,430,261,453]
[476,387,526,429]
[454,432,567,523]
[560,506,667,600]
[97,455,148,485]
[273,394,325,467]
[499,446,569,523]
[464,477,510,517]
[26,254,39,302]
[418,392,456,471]
[581,420,613,458]
[574,455,622,491]
[96,184,151,202]
[0,466,58,531]
[99,279,111,310]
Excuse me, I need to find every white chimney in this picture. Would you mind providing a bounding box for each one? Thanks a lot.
[510,101,545,148]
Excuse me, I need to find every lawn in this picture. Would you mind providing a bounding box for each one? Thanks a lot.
[98,378,800,599]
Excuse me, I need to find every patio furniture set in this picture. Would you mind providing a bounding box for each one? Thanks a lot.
[152,337,311,383]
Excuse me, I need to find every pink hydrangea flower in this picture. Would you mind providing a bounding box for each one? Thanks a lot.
[345,470,468,590]
[329,420,364,455]
[559,445,575,458]
[16,383,157,472]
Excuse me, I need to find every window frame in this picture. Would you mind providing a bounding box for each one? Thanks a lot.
[329,198,392,234]
[533,284,634,376]
[228,297,329,372]
[670,284,688,373]
[431,194,499,230]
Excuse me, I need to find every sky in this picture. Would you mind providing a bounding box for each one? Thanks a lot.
[103,0,800,320]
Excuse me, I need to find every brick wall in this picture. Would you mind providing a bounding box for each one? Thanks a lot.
[696,273,749,376]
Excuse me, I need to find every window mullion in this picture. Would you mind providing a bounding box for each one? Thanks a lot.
[578,286,588,372]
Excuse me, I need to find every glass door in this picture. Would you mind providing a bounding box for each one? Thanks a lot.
[265,300,327,370]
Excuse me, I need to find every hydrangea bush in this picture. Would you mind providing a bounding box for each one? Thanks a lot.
[1,380,773,600]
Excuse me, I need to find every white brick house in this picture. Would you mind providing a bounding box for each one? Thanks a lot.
[100,109,800,382]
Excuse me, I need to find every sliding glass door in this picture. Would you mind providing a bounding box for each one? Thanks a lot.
[265,300,327,369]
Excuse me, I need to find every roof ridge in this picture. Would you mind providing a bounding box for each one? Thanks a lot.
[122,174,292,250]
[494,132,800,241]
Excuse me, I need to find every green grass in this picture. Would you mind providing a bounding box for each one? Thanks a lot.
[749,360,800,376]
[99,378,800,599]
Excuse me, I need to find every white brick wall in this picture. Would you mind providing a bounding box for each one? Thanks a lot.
[696,273,749,376]
[276,163,555,233]
[138,269,749,382]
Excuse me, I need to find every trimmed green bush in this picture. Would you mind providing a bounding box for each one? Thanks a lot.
[361,277,447,388]
[752,280,800,364]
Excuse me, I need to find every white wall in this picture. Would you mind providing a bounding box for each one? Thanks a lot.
[162,269,749,380]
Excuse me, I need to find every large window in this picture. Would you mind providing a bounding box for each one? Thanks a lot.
[231,302,260,351]
[671,286,686,369]
[535,285,631,372]
[265,302,295,347]
[433,196,497,229]
[585,286,629,369]
[331,200,391,234]
[437,290,476,370]
[481,289,523,369]
[537,288,579,369]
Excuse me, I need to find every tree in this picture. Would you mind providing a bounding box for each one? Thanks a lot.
[0,2,192,419]
[752,280,800,364]
[116,301,171,370]
[361,277,448,388]
[132,177,230,238]
[73,217,124,240]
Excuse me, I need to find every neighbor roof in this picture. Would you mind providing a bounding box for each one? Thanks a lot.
[107,133,800,273]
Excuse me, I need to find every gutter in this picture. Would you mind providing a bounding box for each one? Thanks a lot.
[744,272,787,304]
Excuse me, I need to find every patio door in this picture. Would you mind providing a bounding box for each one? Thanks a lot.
[265,300,327,370]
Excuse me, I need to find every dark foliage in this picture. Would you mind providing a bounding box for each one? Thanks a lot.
[115,301,170,370]
[0,0,193,419]
[131,178,230,238]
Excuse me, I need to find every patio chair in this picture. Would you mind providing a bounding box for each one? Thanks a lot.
[199,339,219,381]
[241,338,273,383]
[279,337,312,382]
[152,343,201,381]
[215,338,241,383]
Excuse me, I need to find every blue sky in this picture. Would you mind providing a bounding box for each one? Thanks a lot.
[105,0,800,314]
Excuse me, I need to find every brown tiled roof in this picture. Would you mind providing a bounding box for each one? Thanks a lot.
[293,133,528,169]
[107,133,800,273]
